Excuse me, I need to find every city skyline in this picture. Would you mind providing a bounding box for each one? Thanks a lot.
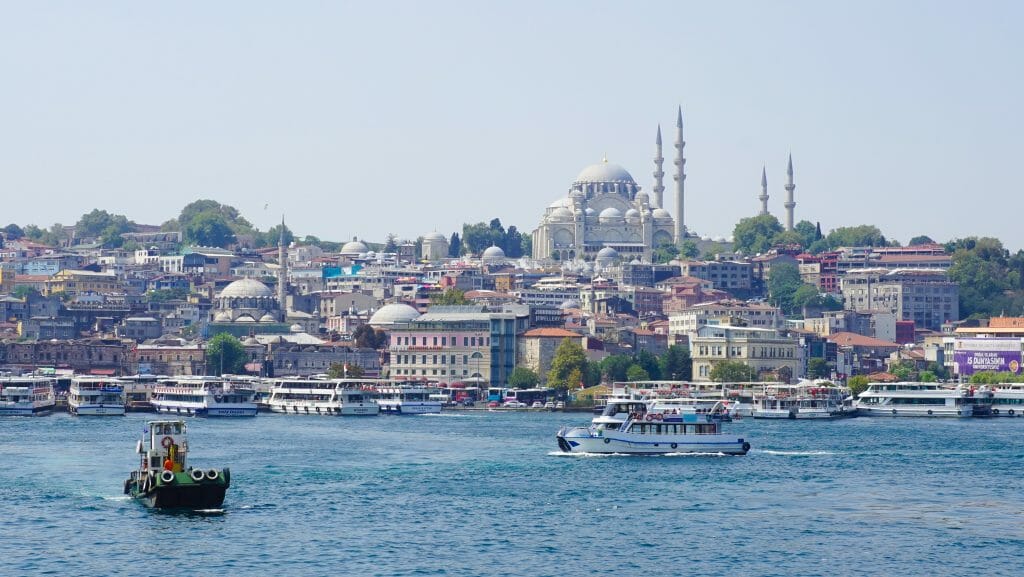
[1,2,1022,248]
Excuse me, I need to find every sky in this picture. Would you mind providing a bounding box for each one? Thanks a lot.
[1,1,1022,249]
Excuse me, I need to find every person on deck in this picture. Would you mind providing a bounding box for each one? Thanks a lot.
[163,457,174,471]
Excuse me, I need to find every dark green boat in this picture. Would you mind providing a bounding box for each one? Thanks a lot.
[123,420,230,509]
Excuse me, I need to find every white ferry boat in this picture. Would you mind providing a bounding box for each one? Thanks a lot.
[69,376,126,416]
[266,378,380,416]
[152,377,258,417]
[122,374,163,412]
[557,399,750,455]
[753,382,856,419]
[989,383,1024,416]
[650,396,736,421]
[0,376,57,416]
[377,385,443,415]
[854,382,989,417]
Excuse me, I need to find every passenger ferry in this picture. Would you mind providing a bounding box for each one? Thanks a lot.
[69,376,126,416]
[989,383,1024,416]
[557,399,750,455]
[121,374,163,412]
[854,382,990,417]
[152,377,259,417]
[266,378,380,416]
[377,385,443,415]
[753,382,856,419]
[0,376,57,416]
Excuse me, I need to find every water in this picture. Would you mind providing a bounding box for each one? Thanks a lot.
[1,412,1022,576]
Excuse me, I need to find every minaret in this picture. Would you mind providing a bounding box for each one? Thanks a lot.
[277,216,288,320]
[759,166,769,216]
[652,125,665,208]
[673,106,686,243]
[784,154,796,231]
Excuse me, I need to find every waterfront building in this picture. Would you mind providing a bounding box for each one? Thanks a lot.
[690,323,803,382]
[516,328,586,384]
[676,260,754,292]
[668,300,783,344]
[840,268,958,332]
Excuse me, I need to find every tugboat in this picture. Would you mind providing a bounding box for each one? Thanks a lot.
[123,420,230,509]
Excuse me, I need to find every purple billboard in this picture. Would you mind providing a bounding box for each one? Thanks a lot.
[953,338,1023,376]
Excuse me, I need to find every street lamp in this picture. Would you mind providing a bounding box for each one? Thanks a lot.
[471,350,483,389]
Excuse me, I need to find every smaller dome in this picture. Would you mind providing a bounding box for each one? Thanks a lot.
[630,258,642,265]
[596,247,619,259]
[259,313,277,323]
[599,207,623,222]
[636,190,649,203]
[424,231,447,242]
[213,311,232,323]
[242,336,259,346]
[341,238,369,254]
[624,208,640,219]
[548,207,573,221]
[482,246,506,262]
[290,323,304,333]
[584,207,596,216]
[368,303,421,327]
[234,314,256,323]
[652,208,672,219]
[548,198,572,209]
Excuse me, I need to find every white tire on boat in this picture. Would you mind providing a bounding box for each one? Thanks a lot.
[206,469,219,481]
[190,469,205,482]
[160,470,175,484]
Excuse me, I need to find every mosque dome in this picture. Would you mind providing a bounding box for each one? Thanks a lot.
[219,278,274,299]
[548,198,572,209]
[290,323,304,333]
[575,161,636,184]
[481,245,506,262]
[548,207,573,221]
[599,207,624,222]
[652,208,672,219]
[368,303,421,327]
[596,247,619,260]
[234,314,256,323]
[624,208,640,219]
[584,207,596,216]
[341,238,369,254]
[424,231,447,242]
[213,311,232,323]
[259,313,278,323]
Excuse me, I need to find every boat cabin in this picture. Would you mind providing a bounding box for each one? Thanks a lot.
[139,420,190,473]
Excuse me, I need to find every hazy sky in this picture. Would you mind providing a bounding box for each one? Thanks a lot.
[2,1,1022,249]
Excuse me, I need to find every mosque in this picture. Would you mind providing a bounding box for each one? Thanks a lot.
[532,107,688,263]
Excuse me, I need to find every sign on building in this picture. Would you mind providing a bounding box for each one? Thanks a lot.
[953,338,1023,376]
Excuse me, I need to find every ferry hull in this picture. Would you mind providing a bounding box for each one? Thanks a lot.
[753,408,858,419]
[268,403,379,416]
[154,404,257,417]
[855,405,972,418]
[379,402,443,415]
[70,404,126,416]
[125,469,230,510]
[0,405,54,416]
[557,427,750,456]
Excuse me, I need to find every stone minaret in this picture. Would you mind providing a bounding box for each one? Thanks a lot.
[278,216,288,320]
[673,106,686,243]
[652,124,665,208]
[784,154,796,231]
[759,166,769,216]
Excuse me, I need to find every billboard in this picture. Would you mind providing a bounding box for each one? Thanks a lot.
[953,338,1023,376]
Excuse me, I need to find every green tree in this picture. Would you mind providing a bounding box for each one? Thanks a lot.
[919,371,937,382]
[509,367,540,389]
[2,223,25,239]
[652,243,680,264]
[145,288,189,302]
[206,333,247,375]
[448,232,461,257]
[806,358,830,379]
[547,338,588,390]
[793,220,819,249]
[259,223,294,248]
[634,349,662,380]
[582,361,602,387]
[184,212,236,247]
[709,360,758,382]
[11,286,39,300]
[179,200,253,234]
[383,233,399,253]
[600,354,633,383]
[825,225,887,249]
[327,362,363,378]
[732,214,784,255]
[768,262,803,314]
[430,289,471,306]
[659,345,692,381]
[909,235,935,246]
[353,324,386,349]
[847,375,869,397]
[625,364,650,381]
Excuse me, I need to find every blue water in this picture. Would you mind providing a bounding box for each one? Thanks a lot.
[1,412,1021,576]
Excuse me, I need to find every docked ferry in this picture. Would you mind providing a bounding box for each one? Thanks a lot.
[854,382,990,417]
[989,383,1024,416]
[753,382,856,419]
[377,385,444,415]
[0,376,57,416]
[557,399,750,455]
[69,376,126,416]
[122,374,163,412]
[152,377,258,417]
[266,378,380,416]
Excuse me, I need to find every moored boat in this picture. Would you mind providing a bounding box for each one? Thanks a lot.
[0,376,56,416]
[854,382,989,417]
[989,383,1024,416]
[123,419,230,509]
[266,377,380,416]
[377,385,443,415]
[152,377,258,417]
[69,376,126,416]
[556,399,750,455]
[753,382,856,419]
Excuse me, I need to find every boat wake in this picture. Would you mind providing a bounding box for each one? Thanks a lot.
[548,451,730,458]
[759,449,835,456]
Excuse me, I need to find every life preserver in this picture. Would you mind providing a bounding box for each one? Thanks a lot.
[190,469,206,482]
[160,470,175,484]
[604,438,611,444]
[160,436,174,448]
[927,410,933,416]
[1009,409,1016,416]
[670,443,678,449]
[891,409,897,416]
[206,469,219,481]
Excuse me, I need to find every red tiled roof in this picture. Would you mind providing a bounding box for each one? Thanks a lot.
[523,328,582,338]
[827,332,899,348]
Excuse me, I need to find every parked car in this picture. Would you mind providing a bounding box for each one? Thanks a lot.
[531,401,544,409]
[487,401,500,408]
[543,401,556,410]
[503,400,527,408]
[555,401,565,410]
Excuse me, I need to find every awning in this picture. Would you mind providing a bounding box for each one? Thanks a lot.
[88,368,117,376]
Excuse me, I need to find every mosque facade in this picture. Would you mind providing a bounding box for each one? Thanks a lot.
[531,108,687,263]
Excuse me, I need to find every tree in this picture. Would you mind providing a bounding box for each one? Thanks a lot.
[383,233,399,253]
[825,225,887,249]
[652,243,679,264]
[505,225,524,258]
[600,354,633,383]
[634,349,662,380]
[547,338,588,390]
[767,262,803,314]
[430,289,471,306]
[206,333,247,375]
[259,223,294,248]
[659,345,692,381]
[909,235,935,246]
[179,199,253,234]
[145,288,189,302]
[732,214,784,255]
[184,212,236,248]
[2,223,24,239]
[807,358,830,379]
[353,324,386,349]
[919,371,937,382]
[11,286,39,300]
[793,220,819,249]
[625,364,650,381]
[519,235,532,258]
[327,362,363,378]
[847,375,869,398]
[709,360,757,383]
[509,367,539,389]
[448,232,462,257]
